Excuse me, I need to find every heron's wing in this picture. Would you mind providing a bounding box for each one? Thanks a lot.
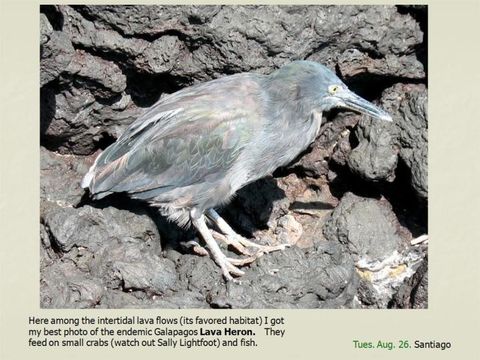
[85,74,263,199]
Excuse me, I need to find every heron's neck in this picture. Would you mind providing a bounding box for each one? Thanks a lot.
[248,101,321,179]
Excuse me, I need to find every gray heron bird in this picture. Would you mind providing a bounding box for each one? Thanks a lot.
[82,61,392,281]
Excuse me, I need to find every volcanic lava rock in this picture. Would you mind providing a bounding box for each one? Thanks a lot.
[39,5,428,308]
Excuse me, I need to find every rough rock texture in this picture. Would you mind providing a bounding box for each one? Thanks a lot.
[40,5,427,308]
[40,147,88,206]
[347,118,398,182]
[338,49,425,80]
[347,83,428,200]
[382,84,428,199]
[389,255,428,309]
[323,192,426,307]
[323,192,408,262]
[40,13,75,87]
[208,244,358,309]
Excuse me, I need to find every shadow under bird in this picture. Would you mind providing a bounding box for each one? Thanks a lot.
[82,60,392,281]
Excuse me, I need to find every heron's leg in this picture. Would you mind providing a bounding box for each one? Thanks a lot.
[206,209,290,255]
[191,212,245,281]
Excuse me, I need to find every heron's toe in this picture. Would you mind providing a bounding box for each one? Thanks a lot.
[181,238,209,256]
[212,231,256,256]
[243,239,291,255]
[220,257,245,280]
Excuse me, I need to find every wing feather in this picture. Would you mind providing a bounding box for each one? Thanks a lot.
[83,74,264,201]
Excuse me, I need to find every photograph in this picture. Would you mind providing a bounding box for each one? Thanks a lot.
[39,4,428,309]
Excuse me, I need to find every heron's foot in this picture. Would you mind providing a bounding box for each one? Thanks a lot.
[206,208,290,257]
[215,252,246,281]
[213,231,290,257]
[185,236,251,280]
[192,214,254,281]
[193,210,291,281]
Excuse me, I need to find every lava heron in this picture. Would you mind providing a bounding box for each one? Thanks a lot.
[82,60,392,280]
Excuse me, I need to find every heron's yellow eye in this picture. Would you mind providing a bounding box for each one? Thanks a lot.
[328,85,340,94]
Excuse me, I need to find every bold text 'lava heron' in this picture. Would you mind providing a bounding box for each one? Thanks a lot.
[82,61,392,281]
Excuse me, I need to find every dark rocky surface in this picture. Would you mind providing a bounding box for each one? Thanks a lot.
[40,5,428,308]
[389,255,428,309]
[323,192,408,262]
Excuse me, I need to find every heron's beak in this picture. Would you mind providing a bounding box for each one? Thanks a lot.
[340,90,392,122]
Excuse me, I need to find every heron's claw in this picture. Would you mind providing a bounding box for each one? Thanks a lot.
[181,238,209,256]
[219,254,245,281]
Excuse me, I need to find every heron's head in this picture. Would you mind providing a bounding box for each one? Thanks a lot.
[275,61,392,122]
